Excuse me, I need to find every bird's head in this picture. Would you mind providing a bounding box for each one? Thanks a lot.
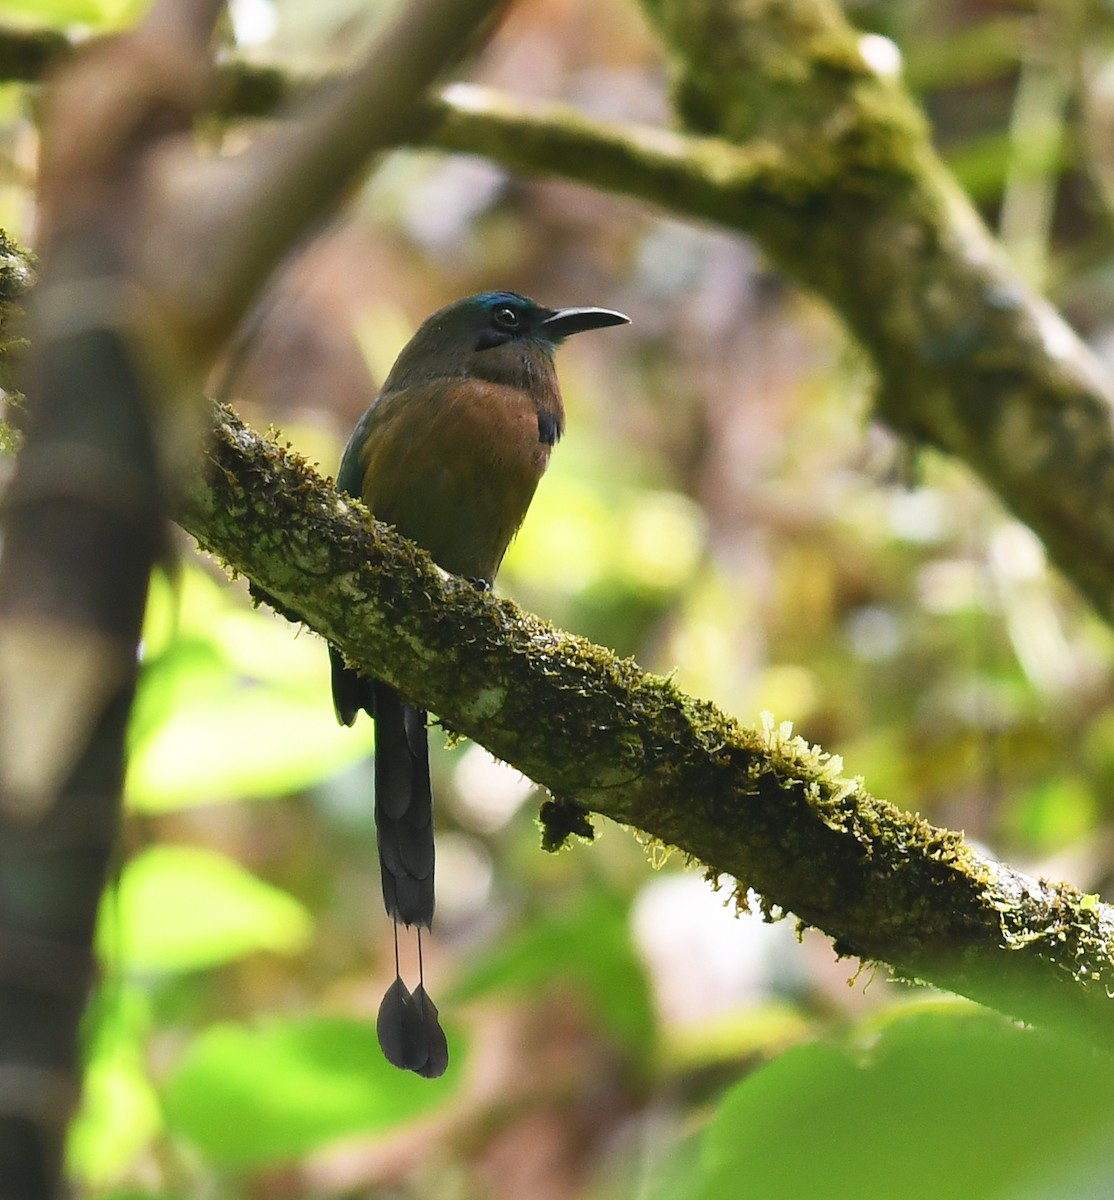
[466,291,630,351]
[382,291,629,391]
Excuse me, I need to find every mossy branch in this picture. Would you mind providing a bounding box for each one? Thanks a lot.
[420,84,1114,628]
[180,404,1114,1047]
[6,5,1114,1040]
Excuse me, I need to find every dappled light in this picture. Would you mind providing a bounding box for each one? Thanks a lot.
[1,0,1114,1196]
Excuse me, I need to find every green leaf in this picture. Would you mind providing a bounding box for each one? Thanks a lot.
[502,472,616,591]
[129,566,374,811]
[1006,774,1098,851]
[66,987,161,1185]
[164,1015,463,1166]
[677,1005,1114,1200]
[503,469,703,598]
[0,0,147,28]
[126,678,374,811]
[98,845,313,972]
[453,887,655,1057]
[94,1193,182,1200]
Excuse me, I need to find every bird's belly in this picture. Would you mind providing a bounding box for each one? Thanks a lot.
[362,382,551,581]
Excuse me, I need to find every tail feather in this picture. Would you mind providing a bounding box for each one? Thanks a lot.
[391,811,436,878]
[370,683,417,820]
[376,975,448,1078]
[373,680,435,928]
[330,646,443,1073]
[403,703,429,759]
[410,984,449,1078]
[380,873,431,930]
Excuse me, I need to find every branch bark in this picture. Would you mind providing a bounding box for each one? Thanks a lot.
[180,404,1114,1049]
[142,0,507,356]
[627,0,1114,629]
[0,0,1112,1080]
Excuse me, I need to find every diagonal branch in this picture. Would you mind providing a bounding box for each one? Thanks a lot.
[419,82,1114,629]
[2,0,1113,1051]
[179,404,1114,1049]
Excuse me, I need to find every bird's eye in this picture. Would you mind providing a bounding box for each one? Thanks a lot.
[493,306,520,329]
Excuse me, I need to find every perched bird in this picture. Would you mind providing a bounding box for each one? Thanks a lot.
[331,291,629,1077]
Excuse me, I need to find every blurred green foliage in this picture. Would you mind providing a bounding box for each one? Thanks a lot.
[97,844,313,972]
[0,0,146,27]
[452,885,656,1059]
[164,1015,462,1167]
[128,568,375,811]
[0,0,1111,1195]
[657,1003,1114,1200]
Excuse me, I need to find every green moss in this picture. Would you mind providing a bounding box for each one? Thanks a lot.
[179,406,1114,1042]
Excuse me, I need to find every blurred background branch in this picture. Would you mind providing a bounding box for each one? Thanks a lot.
[0,1,225,1192]
[0,0,504,1190]
[3,7,1114,626]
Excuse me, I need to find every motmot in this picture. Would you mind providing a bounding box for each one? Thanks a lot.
[330,291,629,1077]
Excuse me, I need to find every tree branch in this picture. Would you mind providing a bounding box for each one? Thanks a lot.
[5,12,1112,623]
[3,0,1114,1049]
[625,0,1114,629]
[144,0,507,356]
[179,404,1114,1048]
[418,92,1114,629]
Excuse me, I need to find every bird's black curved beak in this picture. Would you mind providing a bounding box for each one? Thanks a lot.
[539,306,630,339]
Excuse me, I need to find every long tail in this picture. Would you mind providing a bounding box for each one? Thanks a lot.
[330,652,447,1076]
[372,681,446,1076]
[371,680,435,927]
[376,929,448,1078]
[330,645,373,727]
[330,651,437,922]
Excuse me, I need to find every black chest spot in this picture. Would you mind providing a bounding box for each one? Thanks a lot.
[538,408,562,446]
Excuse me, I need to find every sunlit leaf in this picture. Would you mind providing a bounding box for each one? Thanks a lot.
[94,1193,181,1200]
[164,1016,462,1166]
[97,845,313,972]
[130,564,374,811]
[1006,774,1098,851]
[0,0,148,28]
[668,1002,811,1070]
[503,473,615,591]
[504,467,703,599]
[66,987,160,1185]
[128,634,226,750]
[667,1005,1114,1200]
[618,490,704,592]
[127,680,374,811]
